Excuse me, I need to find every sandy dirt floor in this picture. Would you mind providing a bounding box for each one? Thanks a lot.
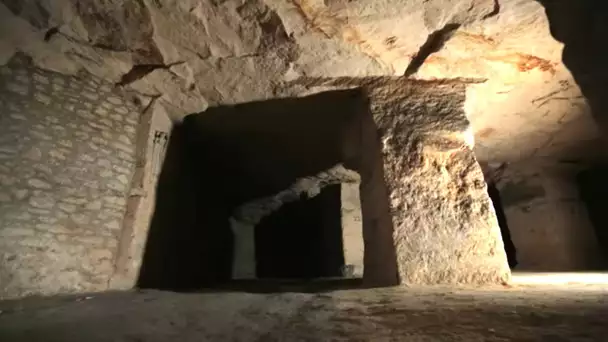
[0,279,607,341]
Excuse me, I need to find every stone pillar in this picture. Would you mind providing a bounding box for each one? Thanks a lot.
[293,76,511,285]
[370,79,511,285]
[230,218,256,280]
[382,137,510,284]
[340,182,364,278]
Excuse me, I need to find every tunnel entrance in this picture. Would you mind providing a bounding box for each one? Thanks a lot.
[137,89,397,291]
[255,184,345,279]
[577,166,608,269]
[487,183,518,269]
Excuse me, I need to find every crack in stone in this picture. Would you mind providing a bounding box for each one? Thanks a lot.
[64,50,98,65]
[534,95,585,108]
[289,0,332,39]
[115,61,186,87]
[43,26,60,42]
[140,94,162,116]
[482,0,501,20]
[288,76,487,92]
[404,23,462,77]
[55,31,127,54]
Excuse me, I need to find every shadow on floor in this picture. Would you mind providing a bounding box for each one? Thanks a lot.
[199,278,365,294]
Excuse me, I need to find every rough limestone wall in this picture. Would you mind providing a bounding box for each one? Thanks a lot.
[290,77,511,284]
[493,160,603,271]
[109,103,172,290]
[0,57,138,299]
[372,79,510,284]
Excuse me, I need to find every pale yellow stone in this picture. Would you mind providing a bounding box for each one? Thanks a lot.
[86,200,103,211]
[28,179,52,189]
[58,203,77,213]
[107,96,123,105]
[34,92,51,105]
[99,169,113,178]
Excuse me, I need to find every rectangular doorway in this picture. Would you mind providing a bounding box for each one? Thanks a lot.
[254,184,346,279]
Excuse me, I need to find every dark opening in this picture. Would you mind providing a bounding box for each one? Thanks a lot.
[136,122,235,291]
[486,182,518,269]
[538,0,608,271]
[255,184,345,279]
[137,89,398,291]
[577,167,608,269]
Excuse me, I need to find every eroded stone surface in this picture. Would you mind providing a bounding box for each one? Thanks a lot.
[371,79,509,284]
[287,77,510,284]
[0,0,602,162]
[0,0,601,296]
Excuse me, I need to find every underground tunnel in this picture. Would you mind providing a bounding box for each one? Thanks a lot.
[254,183,347,280]
[137,89,386,291]
[3,1,608,340]
[4,0,608,301]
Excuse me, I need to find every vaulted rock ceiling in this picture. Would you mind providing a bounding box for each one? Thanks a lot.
[0,0,604,163]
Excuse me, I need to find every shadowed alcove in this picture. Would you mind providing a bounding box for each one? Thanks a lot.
[255,184,345,279]
[538,0,608,271]
[137,88,398,291]
[486,183,518,269]
[577,166,608,269]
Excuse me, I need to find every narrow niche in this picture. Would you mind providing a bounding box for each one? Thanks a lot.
[255,183,345,279]
[254,180,364,280]
[230,166,365,283]
[486,182,518,269]
[577,167,608,269]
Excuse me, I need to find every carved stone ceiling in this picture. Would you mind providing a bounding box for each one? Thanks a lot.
[0,0,602,163]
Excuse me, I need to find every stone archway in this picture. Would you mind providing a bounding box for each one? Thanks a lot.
[137,88,400,290]
[230,164,362,280]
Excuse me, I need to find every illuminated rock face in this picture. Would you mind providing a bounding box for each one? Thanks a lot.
[0,0,602,163]
[0,0,604,297]
[292,77,511,285]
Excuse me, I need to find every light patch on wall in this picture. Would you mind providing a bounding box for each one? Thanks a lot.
[464,126,475,149]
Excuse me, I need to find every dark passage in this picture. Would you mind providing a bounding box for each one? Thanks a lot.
[487,183,518,269]
[137,89,398,291]
[137,123,235,291]
[255,184,345,279]
[577,167,608,269]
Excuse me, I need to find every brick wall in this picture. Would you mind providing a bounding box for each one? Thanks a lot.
[0,56,138,298]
